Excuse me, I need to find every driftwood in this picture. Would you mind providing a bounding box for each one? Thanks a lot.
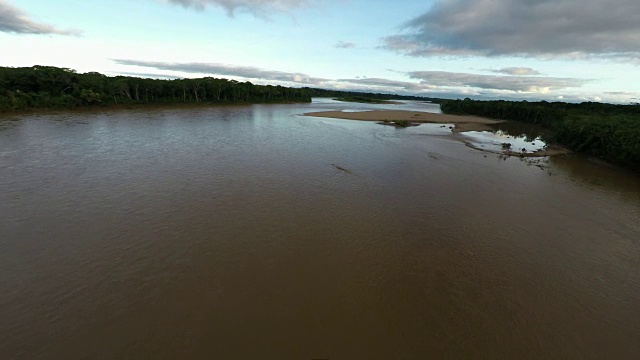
[330,164,353,175]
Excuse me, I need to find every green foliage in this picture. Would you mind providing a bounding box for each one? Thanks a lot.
[554,115,640,170]
[394,120,410,127]
[0,66,313,112]
[440,99,640,172]
[79,89,101,104]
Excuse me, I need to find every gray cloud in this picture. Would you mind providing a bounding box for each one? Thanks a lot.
[407,71,587,93]
[338,77,434,91]
[113,59,329,85]
[335,41,356,49]
[383,0,640,61]
[164,0,315,15]
[0,0,80,35]
[492,67,541,76]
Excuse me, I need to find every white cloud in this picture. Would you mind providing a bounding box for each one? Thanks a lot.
[492,67,541,76]
[113,59,329,85]
[163,0,317,15]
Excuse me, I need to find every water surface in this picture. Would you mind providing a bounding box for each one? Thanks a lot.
[1,100,639,359]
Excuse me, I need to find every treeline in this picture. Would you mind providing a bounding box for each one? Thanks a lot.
[305,89,436,102]
[333,96,396,104]
[0,66,435,113]
[441,99,640,172]
[0,66,313,111]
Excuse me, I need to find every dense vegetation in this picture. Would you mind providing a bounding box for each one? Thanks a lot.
[441,99,640,172]
[0,66,315,111]
[0,66,433,113]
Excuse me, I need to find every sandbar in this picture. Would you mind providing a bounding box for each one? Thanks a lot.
[303,110,503,132]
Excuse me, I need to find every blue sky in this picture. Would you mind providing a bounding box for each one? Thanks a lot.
[1,0,639,103]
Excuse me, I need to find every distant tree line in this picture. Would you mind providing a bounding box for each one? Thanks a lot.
[305,89,437,102]
[0,66,314,111]
[0,66,434,113]
[440,99,640,172]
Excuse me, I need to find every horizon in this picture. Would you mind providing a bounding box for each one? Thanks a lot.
[1,0,640,104]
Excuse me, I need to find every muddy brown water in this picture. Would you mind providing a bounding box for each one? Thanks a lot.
[1,99,639,359]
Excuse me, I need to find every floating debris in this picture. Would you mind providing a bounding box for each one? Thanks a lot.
[331,164,353,175]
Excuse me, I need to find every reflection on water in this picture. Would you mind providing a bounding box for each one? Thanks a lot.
[489,120,552,142]
[551,154,640,193]
[461,130,547,153]
[1,100,639,359]
[460,121,552,154]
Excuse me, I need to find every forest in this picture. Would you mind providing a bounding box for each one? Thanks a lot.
[440,99,640,172]
[0,66,429,112]
[0,66,314,110]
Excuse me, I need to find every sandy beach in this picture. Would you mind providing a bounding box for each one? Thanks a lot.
[303,110,504,132]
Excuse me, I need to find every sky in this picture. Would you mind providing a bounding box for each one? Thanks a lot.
[1,0,640,103]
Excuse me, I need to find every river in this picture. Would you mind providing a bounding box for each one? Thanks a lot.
[1,99,639,359]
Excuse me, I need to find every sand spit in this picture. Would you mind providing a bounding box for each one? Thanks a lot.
[303,110,503,132]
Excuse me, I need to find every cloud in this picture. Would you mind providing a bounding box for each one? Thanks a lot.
[333,75,633,104]
[382,0,640,61]
[0,0,80,35]
[335,41,356,49]
[406,71,587,93]
[164,0,316,15]
[113,59,329,85]
[492,67,541,76]
[338,77,434,91]
[604,91,636,96]
[339,71,585,96]
[114,72,182,79]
